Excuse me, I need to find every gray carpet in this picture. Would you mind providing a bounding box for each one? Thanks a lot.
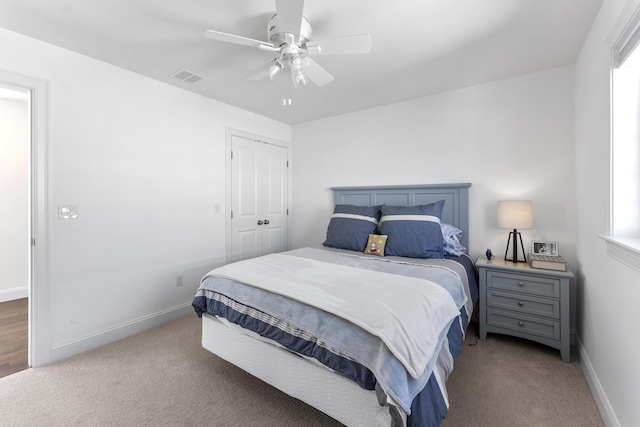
[441,324,604,427]
[0,315,603,426]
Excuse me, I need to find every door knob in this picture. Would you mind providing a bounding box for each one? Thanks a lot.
[257,220,264,225]
[263,219,270,225]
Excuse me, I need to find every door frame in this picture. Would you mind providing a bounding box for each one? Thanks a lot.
[225,127,291,264]
[0,68,51,367]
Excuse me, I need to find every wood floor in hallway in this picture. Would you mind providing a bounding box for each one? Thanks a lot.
[0,298,28,378]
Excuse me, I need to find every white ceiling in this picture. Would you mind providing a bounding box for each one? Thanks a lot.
[0,0,602,124]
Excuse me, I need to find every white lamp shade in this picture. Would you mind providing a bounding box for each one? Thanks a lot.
[497,200,533,229]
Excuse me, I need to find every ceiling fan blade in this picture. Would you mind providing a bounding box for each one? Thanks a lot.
[307,33,372,56]
[305,58,335,87]
[204,29,274,49]
[245,61,272,81]
[275,0,304,37]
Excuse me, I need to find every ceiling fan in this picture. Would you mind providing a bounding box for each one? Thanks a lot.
[203,0,372,90]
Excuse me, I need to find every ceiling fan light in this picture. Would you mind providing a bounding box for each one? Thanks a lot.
[291,72,309,88]
[268,59,284,80]
[289,55,309,76]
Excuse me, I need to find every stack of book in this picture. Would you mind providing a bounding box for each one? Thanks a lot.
[528,253,567,271]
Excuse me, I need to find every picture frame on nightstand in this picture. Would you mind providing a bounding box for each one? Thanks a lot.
[532,241,558,256]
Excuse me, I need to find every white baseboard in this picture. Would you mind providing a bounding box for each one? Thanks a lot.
[0,286,28,303]
[50,302,194,363]
[576,333,621,427]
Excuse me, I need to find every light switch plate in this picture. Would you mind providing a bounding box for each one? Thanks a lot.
[58,204,78,220]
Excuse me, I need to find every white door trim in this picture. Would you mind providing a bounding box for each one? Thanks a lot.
[0,68,51,367]
[225,127,291,265]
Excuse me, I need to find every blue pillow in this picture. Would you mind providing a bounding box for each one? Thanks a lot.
[441,223,468,256]
[379,201,445,258]
[323,204,381,251]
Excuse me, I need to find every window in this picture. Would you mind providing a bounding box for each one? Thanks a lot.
[607,2,640,271]
[612,40,640,238]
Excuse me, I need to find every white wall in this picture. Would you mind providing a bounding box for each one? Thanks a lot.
[0,97,29,302]
[575,0,640,425]
[0,27,290,360]
[292,66,577,271]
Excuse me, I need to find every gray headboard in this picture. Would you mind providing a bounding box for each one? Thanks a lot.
[331,183,471,249]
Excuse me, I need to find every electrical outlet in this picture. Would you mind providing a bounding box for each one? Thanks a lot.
[176,274,183,287]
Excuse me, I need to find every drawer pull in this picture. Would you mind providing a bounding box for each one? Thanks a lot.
[519,321,524,327]
[518,281,524,287]
[518,301,524,306]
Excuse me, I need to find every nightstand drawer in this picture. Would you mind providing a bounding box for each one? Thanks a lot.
[487,308,560,340]
[487,290,559,319]
[487,270,560,298]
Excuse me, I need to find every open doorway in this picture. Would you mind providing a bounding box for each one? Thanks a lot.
[0,85,30,377]
[0,69,51,370]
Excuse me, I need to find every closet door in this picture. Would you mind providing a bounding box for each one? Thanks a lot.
[230,135,288,262]
[260,142,288,255]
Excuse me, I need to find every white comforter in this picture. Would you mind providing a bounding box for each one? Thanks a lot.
[204,252,460,380]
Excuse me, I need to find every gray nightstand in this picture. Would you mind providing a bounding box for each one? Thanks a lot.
[477,256,573,362]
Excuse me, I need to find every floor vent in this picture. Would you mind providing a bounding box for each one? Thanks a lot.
[170,69,206,84]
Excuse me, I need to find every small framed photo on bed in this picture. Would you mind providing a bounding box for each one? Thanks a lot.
[531,241,559,256]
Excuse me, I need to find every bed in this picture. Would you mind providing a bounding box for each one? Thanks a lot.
[192,183,476,427]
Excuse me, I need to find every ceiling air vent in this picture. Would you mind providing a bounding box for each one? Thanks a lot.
[170,68,205,84]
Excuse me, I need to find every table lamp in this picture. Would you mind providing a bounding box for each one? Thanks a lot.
[497,200,533,263]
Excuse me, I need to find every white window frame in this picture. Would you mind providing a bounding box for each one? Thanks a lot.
[604,0,640,272]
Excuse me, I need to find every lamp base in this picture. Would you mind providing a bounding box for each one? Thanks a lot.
[504,230,527,263]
